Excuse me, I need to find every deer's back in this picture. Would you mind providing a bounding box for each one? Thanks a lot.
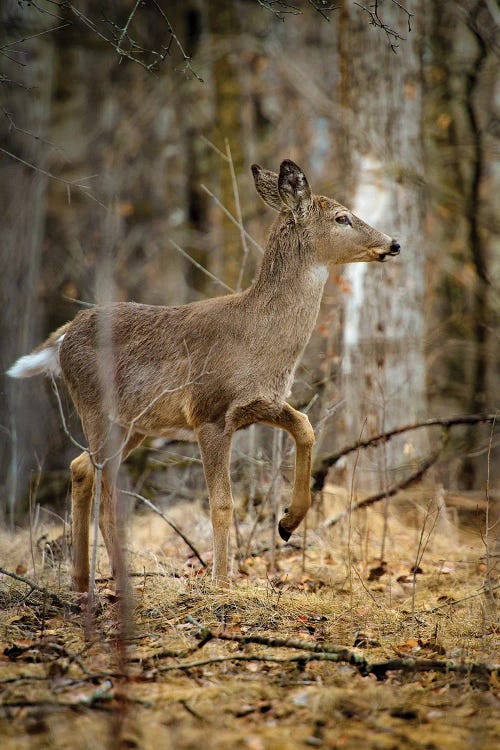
[58,299,291,435]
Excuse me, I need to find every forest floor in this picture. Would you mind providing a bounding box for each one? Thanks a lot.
[0,485,499,750]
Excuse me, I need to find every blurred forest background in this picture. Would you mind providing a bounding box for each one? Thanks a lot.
[0,0,498,526]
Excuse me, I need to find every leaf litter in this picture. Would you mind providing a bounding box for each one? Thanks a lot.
[0,488,499,749]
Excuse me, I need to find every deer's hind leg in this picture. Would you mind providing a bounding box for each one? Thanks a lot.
[197,423,234,583]
[70,451,94,592]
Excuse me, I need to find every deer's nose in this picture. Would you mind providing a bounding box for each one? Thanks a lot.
[389,241,401,256]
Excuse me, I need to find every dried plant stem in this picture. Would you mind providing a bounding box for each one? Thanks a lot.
[378,384,390,563]
[122,490,207,568]
[483,413,499,624]
[168,237,235,293]
[86,465,103,627]
[411,500,440,629]
[28,460,43,582]
[200,183,264,255]
[348,419,366,610]
[243,437,292,558]
[224,139,250,292]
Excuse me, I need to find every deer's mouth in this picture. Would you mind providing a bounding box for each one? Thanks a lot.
[376,242,401,262]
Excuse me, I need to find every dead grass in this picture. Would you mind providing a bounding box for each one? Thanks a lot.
[1,485,499,750]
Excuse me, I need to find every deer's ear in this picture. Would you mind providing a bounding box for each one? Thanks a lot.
[251,164,282,211]
[278,160,312,220]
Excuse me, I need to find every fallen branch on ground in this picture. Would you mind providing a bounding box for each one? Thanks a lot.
[0,567,79,612]
[180,622,498,683]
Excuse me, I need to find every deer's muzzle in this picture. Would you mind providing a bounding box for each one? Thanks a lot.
[377,241,401,262]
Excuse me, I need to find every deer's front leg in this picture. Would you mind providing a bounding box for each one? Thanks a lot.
[99,432,144,588]
[264,404,315,541]
[197,423,234,583]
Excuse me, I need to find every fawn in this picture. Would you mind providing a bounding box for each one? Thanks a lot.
[8,159,400,590]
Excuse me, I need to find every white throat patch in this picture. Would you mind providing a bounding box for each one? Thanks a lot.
[309,264,329,285]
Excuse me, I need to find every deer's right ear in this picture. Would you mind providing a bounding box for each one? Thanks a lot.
[251,164,282,211]
[278,160,312,221]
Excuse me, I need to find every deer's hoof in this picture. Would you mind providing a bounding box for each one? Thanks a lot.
[278,520,292,542]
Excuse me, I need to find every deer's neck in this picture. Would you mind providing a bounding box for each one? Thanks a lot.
[245,217,327,356]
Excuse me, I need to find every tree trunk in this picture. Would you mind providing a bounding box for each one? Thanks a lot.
[423,0,499,490]
[338,0,428,492]
[0,2,57,523]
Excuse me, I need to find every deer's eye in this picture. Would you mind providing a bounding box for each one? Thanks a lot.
[335,214,351,225]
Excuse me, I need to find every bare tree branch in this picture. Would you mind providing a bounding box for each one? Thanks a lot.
[321,439,448,527]
[354,0,413,52]
[312,413,498,492]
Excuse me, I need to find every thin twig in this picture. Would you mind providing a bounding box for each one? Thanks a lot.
[0,146,90,191]
[168,238,235,293]
[201,184,264,255]
[86,465,103,623]
[428,583,500,613]
[347,419,366,609]
[121,490,207,568]
[225,139,250,292]
[411,501,441,628]
[483,412,499,623]
[116,0,141,55]
[50,374,87,452]
[2,108,69,157]
[0,23,69,52]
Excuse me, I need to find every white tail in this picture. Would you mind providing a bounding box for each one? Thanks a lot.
[7,334,65,378]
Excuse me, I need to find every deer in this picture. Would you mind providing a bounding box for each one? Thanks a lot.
[7,159,400,592]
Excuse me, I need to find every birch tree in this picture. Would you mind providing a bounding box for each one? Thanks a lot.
[338,0,428,491]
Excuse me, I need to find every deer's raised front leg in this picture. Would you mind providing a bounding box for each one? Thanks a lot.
[197,422,234,583]
[269,404,315,541]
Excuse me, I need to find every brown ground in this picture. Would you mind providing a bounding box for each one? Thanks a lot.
[1,485,499,750]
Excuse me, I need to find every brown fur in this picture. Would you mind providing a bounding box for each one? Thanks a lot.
[11,160,399,590]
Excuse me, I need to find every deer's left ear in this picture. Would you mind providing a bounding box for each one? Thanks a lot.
[278,160,312,220]
[251,164,282,211]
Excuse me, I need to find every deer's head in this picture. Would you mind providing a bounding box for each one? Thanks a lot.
[252,159,400,265]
